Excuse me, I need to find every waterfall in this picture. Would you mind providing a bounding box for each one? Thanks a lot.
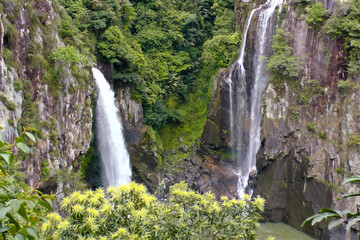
[227,0,283,196]
[92,68,131,187]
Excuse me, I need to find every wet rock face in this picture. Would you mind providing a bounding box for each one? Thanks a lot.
[198,0,360,239]
[116,87,159,192]
[0,0,93,189]
[200,68,232,155]
[253,1,360,239]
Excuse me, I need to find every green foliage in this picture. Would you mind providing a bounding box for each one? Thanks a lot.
[299,79,325,105]
[0,93,16,111]
[325,0,360,78]
[302,175,360,231]
[51,45,86,66]
[167,109,183,124]
[287,107,299,120]
[293,0,312,7]
[0,127,54,239]
[306,123,315,132]
[97,26,133,65]
[41,160,50,179]
[2,47,19,69]
[348,132,360,146]
[41,181,265,239]
[56,169,88,195]
[305,2,330,30]
[144,98,168,129]
[318,131,327,139]
[201,33,241,73]
[337,79,358,94]
[267,28,304,92]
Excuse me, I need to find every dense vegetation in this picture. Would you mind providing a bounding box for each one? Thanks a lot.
[1,134,265,239]
[0,128,54,239]
[40,181,265,239]
[59,0,239,129]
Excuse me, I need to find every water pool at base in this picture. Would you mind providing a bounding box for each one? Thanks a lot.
[256,223,315,240]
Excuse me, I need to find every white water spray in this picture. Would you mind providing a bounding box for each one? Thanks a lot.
[92,68,131,187]
[227,0,283,196]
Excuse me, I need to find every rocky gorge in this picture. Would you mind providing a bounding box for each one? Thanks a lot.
[0,0,359,239]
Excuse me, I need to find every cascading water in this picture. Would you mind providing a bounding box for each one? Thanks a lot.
[92,68,131,187]
[227,0,283,196]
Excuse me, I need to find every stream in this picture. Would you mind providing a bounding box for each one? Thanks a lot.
[256,223,315,240]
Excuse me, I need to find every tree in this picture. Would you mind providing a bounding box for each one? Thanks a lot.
[0,127,54,239]
[41,181,265,239]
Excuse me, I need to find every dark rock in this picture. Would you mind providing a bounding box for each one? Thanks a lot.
[180,145,189,153]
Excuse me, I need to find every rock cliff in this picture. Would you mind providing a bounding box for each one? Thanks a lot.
[0,0,93,193]
[198,0,360,239]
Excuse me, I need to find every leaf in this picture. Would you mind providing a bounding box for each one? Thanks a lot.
[0,226,10,232]
[301,215,316,227]
[317,208,340,214]
[15,137,24,143]
[342,193,360,199]
[38,199,52,211]
[17,142,29,154]
[14,232,26,240]
[25,199,37,209]
[26,227,39,240]
[7,213,20,231]
[0,164,6,175]
[18,204,28,222]
[346,212,360,219]
[0,189,9,199]
[311,212,340,225]
[25,132,36,143]
[10,199,22,215]
[0,152,13,164]
[343,175,360,184]
[0,206,10,220]
[347,217,360,229]
[27,127,38,132]
[328,218,345,230]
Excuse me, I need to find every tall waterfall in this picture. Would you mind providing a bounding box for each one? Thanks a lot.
[227,0,283,196]
[92,68,131,187]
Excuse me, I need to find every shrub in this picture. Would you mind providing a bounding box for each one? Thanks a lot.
[305,2,330,30]
[144,98,168,129]
[41,181,265,239]
[167,109,183,124]
[337,79,358,94]
[267,28,305,91]
[0,127,54,239]
[306,122,315,132]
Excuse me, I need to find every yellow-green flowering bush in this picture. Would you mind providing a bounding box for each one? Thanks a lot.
[41,181,265,239]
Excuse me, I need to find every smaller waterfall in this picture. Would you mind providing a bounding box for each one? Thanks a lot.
[227,0,283,197]
[92,68,131,187]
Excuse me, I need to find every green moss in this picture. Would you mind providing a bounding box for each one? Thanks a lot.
[314,177,344,192]
[306,123,315,132]
[318,131,327,139]
[337,80,358,94]
[80,146,94,175]
[336,168,347,176]
[348,132,360,146]
[159,90,207,152]
[13,78,23,91]
[0,93,16,111]
[49,130,59,145]
[287,107,300,120]
[41,160,50,179]
[2,48,19,69]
